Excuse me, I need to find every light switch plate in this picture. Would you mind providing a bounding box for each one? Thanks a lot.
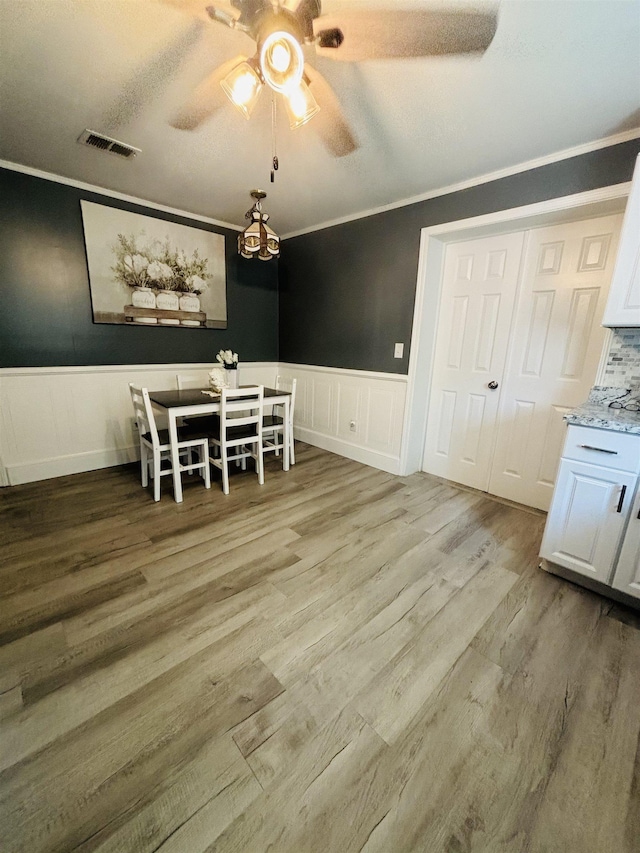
[394,343,404,359]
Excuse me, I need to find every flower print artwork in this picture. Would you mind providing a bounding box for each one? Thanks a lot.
[81,201,226,328]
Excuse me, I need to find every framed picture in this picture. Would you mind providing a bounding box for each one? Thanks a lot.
[80,200,227,328]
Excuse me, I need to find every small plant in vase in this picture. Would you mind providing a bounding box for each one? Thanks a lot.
[111,234,157,324]
[216,350,238,368]
[147,258,179,325]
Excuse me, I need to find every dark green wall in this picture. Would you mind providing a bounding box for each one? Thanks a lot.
[0,168,279,367]
[3,140,639,372]
[279,139,640,374]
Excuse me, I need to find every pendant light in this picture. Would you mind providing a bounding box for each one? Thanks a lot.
[238,190,280,261]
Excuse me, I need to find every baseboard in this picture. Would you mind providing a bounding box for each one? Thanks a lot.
[6,446,139,486]
[294,427,402,475]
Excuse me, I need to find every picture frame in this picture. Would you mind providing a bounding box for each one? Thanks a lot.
[80,200,227,329]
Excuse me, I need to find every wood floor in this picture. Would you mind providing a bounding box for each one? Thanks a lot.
[1,444,639,853]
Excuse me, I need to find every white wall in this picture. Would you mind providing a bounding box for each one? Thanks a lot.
[0,362,407,485]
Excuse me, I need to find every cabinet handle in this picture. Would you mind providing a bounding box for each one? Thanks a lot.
[616,485,627,513]
[578,444,618,454]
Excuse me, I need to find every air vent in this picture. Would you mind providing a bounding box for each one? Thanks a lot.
[77,129,141,159]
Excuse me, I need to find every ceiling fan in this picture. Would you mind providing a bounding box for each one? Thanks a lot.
[162,0,498,157]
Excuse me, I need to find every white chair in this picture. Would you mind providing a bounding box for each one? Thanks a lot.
[129,384,211,502]
[209,386,264,495]
[262,376,297,465]
[176,374,206,390]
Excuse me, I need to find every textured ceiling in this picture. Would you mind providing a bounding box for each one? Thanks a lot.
[1,0,639,235]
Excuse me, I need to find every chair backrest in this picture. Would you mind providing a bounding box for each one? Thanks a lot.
[129,384,159,446]
[176,373,205,390]
[275,375,297,422]
[220,386,264,439]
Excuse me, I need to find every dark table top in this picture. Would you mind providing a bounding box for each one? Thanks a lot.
[149,386,290,408]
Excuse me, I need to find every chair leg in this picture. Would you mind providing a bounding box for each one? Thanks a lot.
[201,441,211,489]
[221,446,230,495]
[187,446,194,474]
[140,439,148,487]
[257,440,264,486]
[153,449,162,501]
[289,428,295,465]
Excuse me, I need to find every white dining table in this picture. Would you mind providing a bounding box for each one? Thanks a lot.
[148,386,291,503]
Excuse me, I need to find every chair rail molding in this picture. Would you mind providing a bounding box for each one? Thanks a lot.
[0,362,279,485]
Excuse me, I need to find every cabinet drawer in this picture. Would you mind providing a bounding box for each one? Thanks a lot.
[563,425,640,473]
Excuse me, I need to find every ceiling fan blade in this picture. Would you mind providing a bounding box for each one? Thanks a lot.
[158,0,240,26]
[304,64,359,158]
[313,7,498,62]
[103,21,205,130]
[170,54,249,130]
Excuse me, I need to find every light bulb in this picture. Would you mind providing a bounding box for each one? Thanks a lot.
[231,71,257,106]
[260,31,304,93]
[270,42,291,73]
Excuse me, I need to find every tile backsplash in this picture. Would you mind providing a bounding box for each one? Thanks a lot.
[603,328,640,390]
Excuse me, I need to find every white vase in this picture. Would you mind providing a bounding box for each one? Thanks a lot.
[224,365,238,388]
[131,287,157,324]
[180,292,201,327]
[156,289,180,326]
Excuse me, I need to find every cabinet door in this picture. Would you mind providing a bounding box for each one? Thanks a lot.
[612,488,640,600]
[540,458,636,583]
[602,153,640,327]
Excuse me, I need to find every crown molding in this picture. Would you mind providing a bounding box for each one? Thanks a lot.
[0,159,243,232]
[282,127,640,239]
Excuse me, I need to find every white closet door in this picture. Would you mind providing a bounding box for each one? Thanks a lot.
[422,232,525,491]
[488,214,623,510]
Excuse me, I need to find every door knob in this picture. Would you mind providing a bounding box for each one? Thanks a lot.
[488,381,499,390]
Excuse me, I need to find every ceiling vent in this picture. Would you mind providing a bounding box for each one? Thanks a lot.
[77,129,141,159]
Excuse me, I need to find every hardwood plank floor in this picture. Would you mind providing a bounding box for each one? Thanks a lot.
[1,444,639,853]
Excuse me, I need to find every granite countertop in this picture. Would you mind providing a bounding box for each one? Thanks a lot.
[564,386,640,435]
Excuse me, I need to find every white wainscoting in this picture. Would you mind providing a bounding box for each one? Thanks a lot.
[277,363,408,475]
[0,363,279,486]
[0,362,407,485]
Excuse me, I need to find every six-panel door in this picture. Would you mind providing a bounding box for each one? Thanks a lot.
[488,215,622,510]
[422,232,525,491]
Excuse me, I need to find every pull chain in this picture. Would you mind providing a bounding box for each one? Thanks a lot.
[271,92,279,183]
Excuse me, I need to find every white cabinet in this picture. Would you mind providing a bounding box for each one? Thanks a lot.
[602,153,640,327]
[612,488,640,599]
[540,458,636,583]
[540,424,640,591]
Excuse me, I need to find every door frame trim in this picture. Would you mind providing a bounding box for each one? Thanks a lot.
[399,182,632,476]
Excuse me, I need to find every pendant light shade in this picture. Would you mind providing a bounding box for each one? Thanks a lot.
[238,191,280,261]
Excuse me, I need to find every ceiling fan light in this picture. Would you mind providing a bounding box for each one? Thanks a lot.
[220,61,263,119]
[260,31,304,93]
[284,80,320,129]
